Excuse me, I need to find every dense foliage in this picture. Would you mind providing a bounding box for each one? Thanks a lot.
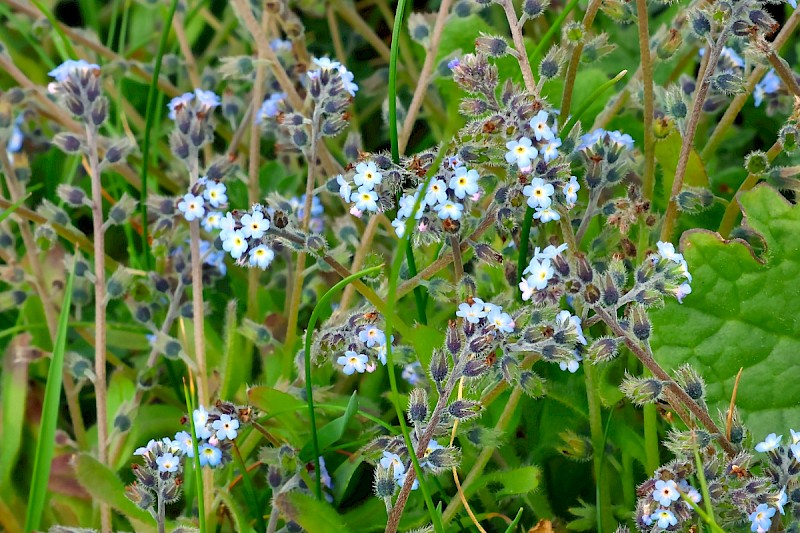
[1,0,800,532]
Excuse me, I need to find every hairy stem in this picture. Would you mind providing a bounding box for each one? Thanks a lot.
[636,0,656,202]
[661,23,735,241]
[584,361,614,532]
[560,0,602,117]
[398,0,454,153]
[441,388,523,524]
[284,110,320,370]
[86,123,112,533]
[500,0,538,96]
[592,305,737,456]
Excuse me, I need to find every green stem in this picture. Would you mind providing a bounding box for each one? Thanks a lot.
[517,206,534,302]
[304,265,384,499]
[232,442,265,532]
[140,0,180,270]
[643,402,660,474]
[183,379,206,533]
[584,362,614,533]
[530,0,581,63]
[561,69,628,137]
[388,0,427,325]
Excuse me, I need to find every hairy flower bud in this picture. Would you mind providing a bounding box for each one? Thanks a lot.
[429,349,450,385]
[690,10,711,38]
[586,337,619,363]
[745,150,769,174]
[630,304,651,341]
[620,372,663,405]
[408,388,429,423]
[657,28,682,60]
[57,184,88,207]
[519,370,547,397]
[475,34,509,57]
[557,430,593,462]
[676,186,714,213]
[374,466,397,499]
[448,399,482,421]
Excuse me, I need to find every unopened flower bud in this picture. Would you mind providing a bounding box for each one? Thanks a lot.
[446,320,462,354]
[674,364,706,401]
[268,465,283,488]
[57,184,88,207]
[374,466,396,498]
[523,0,549,19]
[657,28,682,60]
[115,414,132,432]
[425,447,461,470]
[575,254,593,282]
[558,430,593,462]
[676,187,714,213]
[475,35,509,57]
[473,243,503,266]
[408,388,428,423]
[448,400,482,421]
[53,132,83,154]
[620,372,663,405]
[429,349,450,384]
[462,357,490,378]
[587,337,619,363]
[519,370,547,397]
[712,72,744,96]
[600,273,619,307]
[745,150,769,174]
[690,10,711,37]
[630,305,651,341]
[583,283,601,304]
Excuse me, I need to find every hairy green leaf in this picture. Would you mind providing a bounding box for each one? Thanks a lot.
[652,185,800,439]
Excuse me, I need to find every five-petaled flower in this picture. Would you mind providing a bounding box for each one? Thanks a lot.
[338,351,368,375]
[156,452,179,473]
[212,414,240,441]
[755,433,782,452]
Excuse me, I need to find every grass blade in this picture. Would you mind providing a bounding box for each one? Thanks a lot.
[0,192,31,226]
[24,255,76,532]
[183,375,206,533]
[140,0,181,270]
[304,264,384,499]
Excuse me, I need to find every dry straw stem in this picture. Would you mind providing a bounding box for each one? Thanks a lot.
[560,0,603,117]
[231,0,344,177]
[398,0,454,153]
[85,124,112,533]
[500,0,539,97]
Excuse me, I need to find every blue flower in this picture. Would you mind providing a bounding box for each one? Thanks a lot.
[522,258,554,290]
[398,192,424,219]
[749,503,775,532]
[559,353,581,373]
[156,452,179,473]
[193,406,213,439]
[556,310,587,345]
[336,174,352,202]
[754,70,781,107]
[249,245,275,270]
[359,326,386,347]
[203,181,227,208]
[505,137,537,169]
[198,443,222,467]
[789,0,797,8]
[563,176,580,208]
[337,351,368,375]
[240,210,269,239]
[487,308,515,333]
[351,188,379,212]
[380,451,406,476]
[7,115,24,155]
[178,193,205,222]
[174,430,195,457]
[456,302,489,323]
[168,92,195,120]
[311,57,358,96]
[447,58,460,70]
[529,110,555,141]
[222,230,248,259]
[423,179,448,207]
[202,212,222,232]
[402,361,424,385]
[755,433,782,452]
[212,414,240,441]
[48,59,99,82]
[194,89,221,110]
[533,206,560,223]
[449,167,480,199]
[270,39,292,52]
[649,509,677,529]
[256,92,287,123]
[523,178,554,209]
[392,217,406,238]
[435,200,464,220]
[775,486,788,515]
[541,138,562,162]
[652,479,681,506]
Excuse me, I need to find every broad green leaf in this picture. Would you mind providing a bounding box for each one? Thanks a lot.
[465,466,541,499]
[74,453,154,531]
[276,491,348,533]
[651,185,800,438]
[300,392,358,461]
[655,130,710,209]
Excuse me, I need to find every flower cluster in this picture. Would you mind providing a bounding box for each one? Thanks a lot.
[652,241,693,303]
[167,88,220,163]
[126,438,183,513]
[635,474,703,530]
[47,60,107,126]
[219,205,275,270]
[519,243,568,301]
[312,310,394,375]
[375,439,450,494]
[176,177,228,227]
